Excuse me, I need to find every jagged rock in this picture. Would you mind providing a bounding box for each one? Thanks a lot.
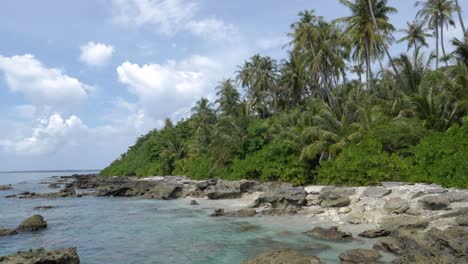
[250,186,306,211]
[426,187,448,194]
[224,208,257,217]
[17,215,47,232]
[447,191,468,203]
[0,248,80,264]
[304,186,324,194]
[0,185,13,191]
[320,187,356,196]
[204,181,243,199]
[210,208,257,217]
[339,249,381,263]
[380,215,429,231]
[5,195,16,198]
[375,226,468,264]
[48,183,61,188]
[210,208,225,217]
[190,200,199,205]
[358,228,391,238]
[455,214,468,226]
[306,194,321,206]
[419,195,450,210]
[384,197,409,214]
[363,187,391,198]
[33,206,56,210]
[338,207,351,214]
[304,226,353,241]
[241,249,322,264]
[0,228,18,236]
[373,237,403,255]
[319,192,350,208]
[261,207,298,216]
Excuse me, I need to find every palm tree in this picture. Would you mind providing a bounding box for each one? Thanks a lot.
[279,51,309,106]
[398,21,431,53]
[451,37,468,66]
[367,0,400,77]
[417,0,456,68]
[337,0,397,90]
[236,54,278,118]
[454,0,466,38]
[190,98,216,153]
[215,79,240,116]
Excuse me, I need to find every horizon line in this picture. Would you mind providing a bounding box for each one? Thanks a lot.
[0,169,101,173]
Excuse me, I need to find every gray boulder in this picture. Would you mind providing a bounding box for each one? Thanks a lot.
[304,226,353,241]
[17,215,47,232]
[190,200,199,205]
[419,195,450,210]
[363,187,391,198]
[339,249,381,263]
[384,197,409,214]
[319,192,350,208]
[204,181,243,199]
[0,248,80,264]
[241,249,322,264]
[380,215,429,231]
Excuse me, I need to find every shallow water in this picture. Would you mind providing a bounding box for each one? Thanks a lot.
[0,172,389,264]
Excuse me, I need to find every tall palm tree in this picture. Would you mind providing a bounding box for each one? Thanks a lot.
[367,0,400,77]
[398,21,431,53]
[454,0,466,38]
[450,37,468,66]
[279,51,309,106]
[417,0,456,68]
[215,79,240,117]
[337,0,397,90]
[236,55,278,118]
[190,98,216,153]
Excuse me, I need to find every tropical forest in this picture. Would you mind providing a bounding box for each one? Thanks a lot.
[101,0,468,188]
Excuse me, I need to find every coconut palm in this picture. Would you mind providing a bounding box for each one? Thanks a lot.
[236,55,279,118]
[450,37,468,66]
[190,98,216,154]
[337,0,397,90]
[398,21,431,53]
[215,79,240,117]
[416,0,456,68]
[454,0,466,38]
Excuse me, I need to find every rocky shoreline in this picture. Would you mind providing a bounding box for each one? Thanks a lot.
[1,174,468,263]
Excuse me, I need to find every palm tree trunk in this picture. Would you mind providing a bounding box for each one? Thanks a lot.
[365,37,374,90]
[367,0,400,78]
[440,23,449,67]
[454,0,467,39]
[435,25,439,69]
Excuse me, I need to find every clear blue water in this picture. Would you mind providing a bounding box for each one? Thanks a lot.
[0,172,384,264]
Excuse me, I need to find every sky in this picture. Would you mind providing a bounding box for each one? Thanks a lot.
[0,0,466,171]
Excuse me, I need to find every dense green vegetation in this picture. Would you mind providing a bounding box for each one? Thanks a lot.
[101,0,468,188]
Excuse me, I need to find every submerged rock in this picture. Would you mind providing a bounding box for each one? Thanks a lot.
[0,248,80,264]
[384,197,409,214]
[339,249,381,263]
[17,215,47,232]
[241,249,322,264]
[48,183,61,188]
[0,185,13,191]
[304,226,353,241]
[210,208,257,217]
[0,228,18,236]
[33,205,57,210]
[210,208,225,217]
[190,200,199,205]
[358,228,391,238]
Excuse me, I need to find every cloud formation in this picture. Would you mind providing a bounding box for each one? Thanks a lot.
[80,42,115,66]
[111,0,238,40]
[116,55,222,119]
[0,114,87,155]
[0,54,94,107]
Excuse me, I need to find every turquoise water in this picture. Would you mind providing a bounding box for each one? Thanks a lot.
[0,172,382,264]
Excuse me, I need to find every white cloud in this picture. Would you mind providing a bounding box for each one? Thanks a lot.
[256,36,289,50]
[111,0,239,41]
[116,55,222,119]
[80,42,115,66]
[186,18,240,41]
[0,114,87,155]
[111,0,198,34]
[0,54,94,107]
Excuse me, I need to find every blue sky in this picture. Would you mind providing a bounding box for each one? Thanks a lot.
[0,0,466,171]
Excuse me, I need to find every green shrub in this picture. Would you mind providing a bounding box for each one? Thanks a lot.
[409,123,468,188]
[173,155,213,180]
[316,137,410,186]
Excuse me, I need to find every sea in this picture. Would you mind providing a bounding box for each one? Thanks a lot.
[0,171,389,264]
